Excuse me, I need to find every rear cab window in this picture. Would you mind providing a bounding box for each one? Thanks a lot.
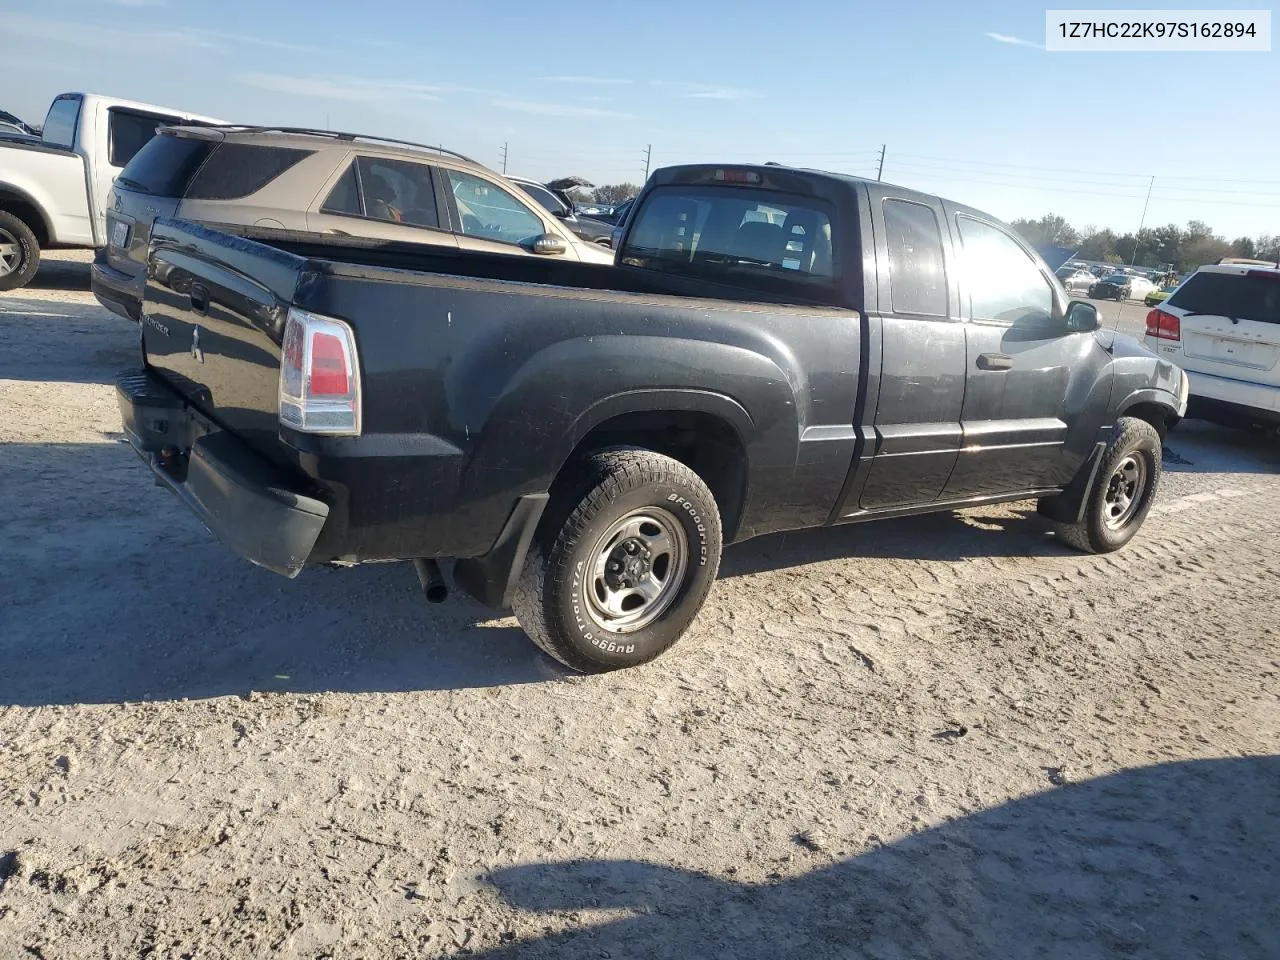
[1168,271,1280,324]
[620,180,838,300]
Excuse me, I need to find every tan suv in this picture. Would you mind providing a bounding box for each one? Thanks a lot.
[92,125,612,322]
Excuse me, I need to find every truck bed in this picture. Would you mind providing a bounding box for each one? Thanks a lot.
[198,221,847,307]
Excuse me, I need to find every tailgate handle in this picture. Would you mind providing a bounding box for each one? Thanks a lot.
[977,353,1013,371]
[189,282,209,314]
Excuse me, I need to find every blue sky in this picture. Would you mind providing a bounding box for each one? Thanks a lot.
[8,0,1279,238]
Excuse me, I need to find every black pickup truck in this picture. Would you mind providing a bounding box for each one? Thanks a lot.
[116,163,1188,672]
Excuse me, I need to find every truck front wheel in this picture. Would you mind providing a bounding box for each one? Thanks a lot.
[1052,417,1162,554]
[511,448,723,673]
[0,211,40,292]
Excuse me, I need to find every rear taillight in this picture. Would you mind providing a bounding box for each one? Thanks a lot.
[1145,308,1181,341]
[278,308,361,435]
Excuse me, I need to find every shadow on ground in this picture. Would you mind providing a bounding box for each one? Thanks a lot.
[474,755,1280,959]
[1164,418,1280,476]
[27,255,92,291]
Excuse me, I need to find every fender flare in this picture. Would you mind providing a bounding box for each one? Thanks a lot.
[1115,385,1187,423]
[567,387,756,452]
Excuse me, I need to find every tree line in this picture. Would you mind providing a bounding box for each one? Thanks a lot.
[1010,213,1280,272]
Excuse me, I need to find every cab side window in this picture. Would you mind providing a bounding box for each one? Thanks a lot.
[882,198,947,316]
[957,216,1054,326]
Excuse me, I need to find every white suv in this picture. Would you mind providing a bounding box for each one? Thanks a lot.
[1144,259,1280,430]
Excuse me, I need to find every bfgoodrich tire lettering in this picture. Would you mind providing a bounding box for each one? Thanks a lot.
[1054,417,1162,554]
[511,448,723,673]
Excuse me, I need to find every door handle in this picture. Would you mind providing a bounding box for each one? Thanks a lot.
[977,352,1013,371]
[324,228,350,236]
[189,282,209,314]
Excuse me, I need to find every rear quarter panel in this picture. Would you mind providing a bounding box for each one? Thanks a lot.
[293,265,861,559]
[0,141,92,244]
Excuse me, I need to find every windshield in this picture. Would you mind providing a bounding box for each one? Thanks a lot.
[623,185,836,283]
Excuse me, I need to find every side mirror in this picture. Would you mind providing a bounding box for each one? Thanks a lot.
[1065,300,1099,333]
[532,234,568,256]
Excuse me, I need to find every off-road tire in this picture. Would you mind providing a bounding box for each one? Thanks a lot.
[0,211,40,292]
[511,448,722,673]
[1054,417,1162,554]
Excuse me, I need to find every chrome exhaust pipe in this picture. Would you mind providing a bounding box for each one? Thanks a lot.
[413,558,449,603]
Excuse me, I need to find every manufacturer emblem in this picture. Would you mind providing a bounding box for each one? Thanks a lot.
[191,325,204,364]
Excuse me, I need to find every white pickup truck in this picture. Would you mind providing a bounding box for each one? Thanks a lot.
[0,92,223,291]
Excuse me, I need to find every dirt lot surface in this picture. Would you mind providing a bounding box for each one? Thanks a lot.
[2,253,1278,959]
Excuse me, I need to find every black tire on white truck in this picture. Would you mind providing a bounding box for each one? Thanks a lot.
[0,210,40,291]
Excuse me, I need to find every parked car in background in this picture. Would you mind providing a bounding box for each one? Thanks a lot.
[92,125,613,322]
[0,109,38,138]
[1143,281,1180,307]
[1060,269,1096,294]
[593,196,635,226]
[0,92,224,290]
[1090,273,1155,301]
[115,163,1185,673]
[0,121,35,139]
[607,196,636,248]
[507,175,615,246]
[1145,261,1280,431]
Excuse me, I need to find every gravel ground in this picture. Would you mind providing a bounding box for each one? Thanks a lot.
[2,252,1278,959]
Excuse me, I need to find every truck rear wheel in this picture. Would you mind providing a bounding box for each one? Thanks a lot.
[1052,417,1162,554]
[511,448,722,673]
[0,211,40,292]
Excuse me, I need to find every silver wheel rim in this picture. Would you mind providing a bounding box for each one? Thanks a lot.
[0,227,21,278]
[584,507,688,634]
[1102,454,1147,529]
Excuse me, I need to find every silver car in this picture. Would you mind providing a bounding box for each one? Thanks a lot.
[1060,269,1097,294]
[93,125,612,322]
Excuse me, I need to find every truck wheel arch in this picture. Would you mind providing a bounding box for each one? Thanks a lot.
[561,389,756,543]
[1115,389,1182,439]
[0,185,52,246]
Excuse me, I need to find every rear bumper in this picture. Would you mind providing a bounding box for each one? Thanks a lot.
[1186,370,1280,424]
[91,251,143,322]
[116,369,330,577]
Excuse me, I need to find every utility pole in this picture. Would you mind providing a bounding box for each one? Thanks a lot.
[1130,175,1155,266]
[643,143,652,181]
[876,143,886,181]
[499,141,508,174]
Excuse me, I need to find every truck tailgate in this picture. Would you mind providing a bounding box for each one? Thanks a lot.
[140,219,303,467]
